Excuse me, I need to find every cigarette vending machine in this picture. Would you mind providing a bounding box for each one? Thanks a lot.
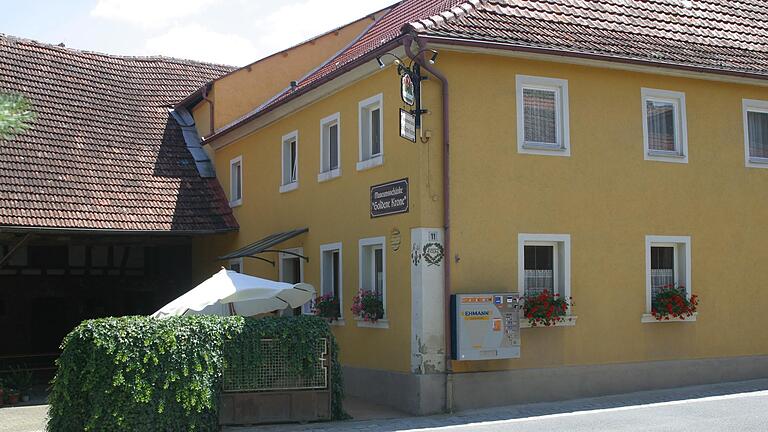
[450,293,521,361]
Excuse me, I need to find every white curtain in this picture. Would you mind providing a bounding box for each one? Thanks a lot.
[523,88,557,145]
[646,100,676,152]
[748,111,768,159]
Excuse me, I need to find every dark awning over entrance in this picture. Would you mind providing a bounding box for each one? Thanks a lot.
[218,228,309,261]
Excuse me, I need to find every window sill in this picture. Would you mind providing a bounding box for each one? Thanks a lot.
[520,315,577,328]
[229,199,242,208]
[356,155,384,171]
[329,319,346,327]
[518,143,570,157]
[279,182,298,193]
[317,168,342,183]
[747,157,768,168]
[645,151,688,164]
[355,318,389,329]
[641,313,697,323]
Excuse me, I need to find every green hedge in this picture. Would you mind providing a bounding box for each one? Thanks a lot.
[47,315,345,431]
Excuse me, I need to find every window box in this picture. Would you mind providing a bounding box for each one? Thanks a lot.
[351,290,384,323]
[647,284,699,322]
[743,99,768,168]
[520,314,577,328]
[641,313,697,323]
[311,293,341,322]
[355,317,389,329]
[521,289,574,327]
[641,88,688,163]
[516,75,570,156]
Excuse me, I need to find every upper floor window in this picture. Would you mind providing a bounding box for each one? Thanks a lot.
[641,88,688,163]
[319,113,341,182]
[280,131,298,193]
[357,94,383,171]
[229,156,242,207]
[743,99,768,168]
[516,75,570,156]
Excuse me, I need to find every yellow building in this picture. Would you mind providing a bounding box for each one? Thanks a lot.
[183,0,768,414]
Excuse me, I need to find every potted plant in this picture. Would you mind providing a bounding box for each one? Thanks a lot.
[651,285,698,320]
[523,290,573,327]
[312,293,341,321]
[6,388,19,405]
[351,290,384,323]
[8,366,33,403]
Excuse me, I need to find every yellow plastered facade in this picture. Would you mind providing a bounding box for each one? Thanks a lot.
[200,48,768,376]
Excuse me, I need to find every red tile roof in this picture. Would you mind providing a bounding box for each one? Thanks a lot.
[408,0,768,77]
[0,35,238,233]
[210,0,768,141]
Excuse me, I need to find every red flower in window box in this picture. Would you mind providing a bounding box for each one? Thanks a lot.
[523,290,572,327]
[311,293,340,321]
[351,290,384,322]
[651,285,698,320]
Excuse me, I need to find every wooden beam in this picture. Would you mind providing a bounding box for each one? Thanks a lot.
[0,233,32,268]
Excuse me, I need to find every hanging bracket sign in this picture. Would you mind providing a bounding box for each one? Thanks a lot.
[399,109,416,143]
[370,178,409,218]
[401,72,415,106]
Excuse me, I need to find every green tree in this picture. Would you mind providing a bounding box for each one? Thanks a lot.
[0,93,35,140]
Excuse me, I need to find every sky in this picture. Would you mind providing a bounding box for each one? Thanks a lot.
[0,0,396,66]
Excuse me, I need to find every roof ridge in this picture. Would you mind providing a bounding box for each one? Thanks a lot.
[0,33,236,71]
[403,0,482,33]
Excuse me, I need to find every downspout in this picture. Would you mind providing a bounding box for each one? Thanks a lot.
[403,34,452,378]
[201,84,215,137]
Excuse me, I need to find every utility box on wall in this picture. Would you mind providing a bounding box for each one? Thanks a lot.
[450,293,521,361]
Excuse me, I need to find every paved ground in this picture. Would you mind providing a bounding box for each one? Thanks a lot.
[4,379,768,432]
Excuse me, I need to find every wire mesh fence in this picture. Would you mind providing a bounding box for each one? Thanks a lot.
[223,338,328,392]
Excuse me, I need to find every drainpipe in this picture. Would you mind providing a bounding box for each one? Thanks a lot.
[403,34,453,387]
[201,84,215,137]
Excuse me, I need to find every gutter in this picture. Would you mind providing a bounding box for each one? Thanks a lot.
[0,226,237,236]
[403,35,453,377]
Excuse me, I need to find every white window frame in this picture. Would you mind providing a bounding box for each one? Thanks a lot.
[743,99,768,168]
[280,130,299,193]
[358,236,388,328]
[357,94,384,171]
[320,242,344,325]
[641,88,688,164]
[278,247,307,314]
[318,113,342,182]
[229,156,243,207]
[644,235,692,317]
[228,257,244,273]
[516,75,570,157]
[517,234,571,306]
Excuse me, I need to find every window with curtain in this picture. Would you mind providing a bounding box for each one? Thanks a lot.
[747,110,768,159]
[523,88,558,146]
[523,244,555,296]
[650,246,675,301]
[646,99,677,152]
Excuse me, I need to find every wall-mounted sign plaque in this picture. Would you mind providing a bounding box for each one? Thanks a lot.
[371,178,409,218]
[400,109,416,143]
[401,72,415,106]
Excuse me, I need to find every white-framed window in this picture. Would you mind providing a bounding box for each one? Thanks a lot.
[280,131,299,193]
[357,94,384,171]
[517,234,571,303]
[320,242,343,323]
[641,88,688,163]
[516,75,570,156]
[278,247,307,314]
[319,113,342,182]
[229,156,242,207]
[645,236,691,314]
[743,99,768,168]
[358,236,387,326]
[228,257,243,273]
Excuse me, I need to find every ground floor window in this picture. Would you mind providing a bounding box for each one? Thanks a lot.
[358,237,386,319]
[320,242,343,320]
[279,248,306,315]
[228,258,243,273]
[645,236,691,312]
[518,234,571,301]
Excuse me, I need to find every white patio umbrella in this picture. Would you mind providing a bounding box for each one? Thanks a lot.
[151,268,316,318]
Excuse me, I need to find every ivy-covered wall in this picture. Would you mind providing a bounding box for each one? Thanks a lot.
[47,315,344,431]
